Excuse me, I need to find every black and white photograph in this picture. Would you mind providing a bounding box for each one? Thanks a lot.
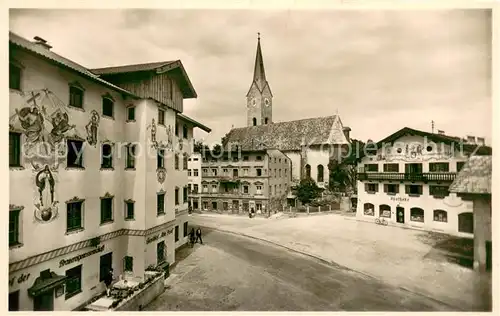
[6,3,496,313]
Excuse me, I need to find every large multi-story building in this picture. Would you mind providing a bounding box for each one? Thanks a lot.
[355,127,491,237]
[198,149,291,214]
[8,32,210,311]
[187,152,202,210]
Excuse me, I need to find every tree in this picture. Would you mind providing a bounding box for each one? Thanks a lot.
[193,140,204,154]
[296,177,321,205]
[212,144,222,155]
[328,139,365,195]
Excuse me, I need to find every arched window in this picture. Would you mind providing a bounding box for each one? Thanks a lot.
[433,210,447,222]
[252,117,257,126]
[317,165,324,182]
[305,164,311,178]
[264,117,269,124]
[458,212,473,233]
[364,203,374,216]
[379,204,391,218]
[410,207,424,222]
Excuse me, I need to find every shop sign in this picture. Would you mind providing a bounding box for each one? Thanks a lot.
[146,231,167,244]
[59,245,105,268]
[390,196,409,203]
[9,273,30,287]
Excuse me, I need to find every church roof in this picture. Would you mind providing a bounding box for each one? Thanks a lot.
[449,155,492,194]
[222,115,349,151]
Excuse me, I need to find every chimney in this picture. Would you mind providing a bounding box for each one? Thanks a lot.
[476,137,485,146]
[33,36,52,50]
[343,127,351,142]
[466,135,476,144]
[437,130,445,135]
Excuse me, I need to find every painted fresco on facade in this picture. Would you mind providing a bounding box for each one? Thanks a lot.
[375,140,455,162]
[85,110,100,147]
[33,164,59,223]
[157,168,166,184]
[150,118,158,149]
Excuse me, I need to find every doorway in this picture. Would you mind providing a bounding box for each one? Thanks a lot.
[396,207,405,224]
[33,290,54,311]
[9,291,19,311]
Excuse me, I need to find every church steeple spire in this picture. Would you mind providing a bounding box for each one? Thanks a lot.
[252,32,267,92]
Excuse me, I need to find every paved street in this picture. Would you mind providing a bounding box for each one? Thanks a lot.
[146,227,455,311]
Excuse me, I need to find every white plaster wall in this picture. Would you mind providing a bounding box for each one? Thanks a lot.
[283,151,301,182]
[304,147,330,186]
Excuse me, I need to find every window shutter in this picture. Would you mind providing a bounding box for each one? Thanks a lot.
[405,185,410,194]
[383,184,388,192]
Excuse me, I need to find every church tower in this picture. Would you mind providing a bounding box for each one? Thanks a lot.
[246,33,273,127]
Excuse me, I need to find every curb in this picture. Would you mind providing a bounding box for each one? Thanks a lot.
[206,225,463,311]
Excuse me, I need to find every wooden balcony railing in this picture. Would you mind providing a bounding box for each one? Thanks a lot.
[357,172,457,182]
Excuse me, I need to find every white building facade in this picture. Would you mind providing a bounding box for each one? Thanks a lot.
[187,152,202,211]
[8,32,210,311]
[356,128,491,238]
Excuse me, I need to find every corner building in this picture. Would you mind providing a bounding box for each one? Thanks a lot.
[8,32,210,311]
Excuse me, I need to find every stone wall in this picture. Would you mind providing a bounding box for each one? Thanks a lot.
[115,275,165,311]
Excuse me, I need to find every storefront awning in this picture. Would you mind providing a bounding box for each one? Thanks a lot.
[28,269,66,297]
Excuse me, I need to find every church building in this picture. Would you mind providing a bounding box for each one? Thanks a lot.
[222,34,352,188]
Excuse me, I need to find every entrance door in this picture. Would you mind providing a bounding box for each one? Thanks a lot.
[9,291,19,311]
[396,207,405,223]
[34,290,54,311]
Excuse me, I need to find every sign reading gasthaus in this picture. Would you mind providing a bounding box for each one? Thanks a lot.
[59,245,105,268]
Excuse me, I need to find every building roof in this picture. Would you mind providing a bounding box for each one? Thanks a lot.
[177,113,211,133]
[9,32,135,97]
[91,60,197,99]
[375,127,492,155]
[449,155,492,194]
[222,115,349,151]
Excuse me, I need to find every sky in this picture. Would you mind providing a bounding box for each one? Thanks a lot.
[9,9,492,145]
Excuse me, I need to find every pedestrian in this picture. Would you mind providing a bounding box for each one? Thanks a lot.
[189,228,195,247]
[195,227,203,244]
[103,268,114,296]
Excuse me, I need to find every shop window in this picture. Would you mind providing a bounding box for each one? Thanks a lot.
[364,203,375,216]
[67,201,83,232]
[429,162,449,172]
[175,225,179,242]
[458,212,473,233]
[123,256,133,272]
[410,207,424,222]
[379,204,391,218]
[383,163,399,172]
[9,209,21,246]
[157,241,165,264]
[67,139,84,168]
[100,197,113,224]
[99,252,113,282]
[183,222,188,237]
[157,193,165,215]
[65,265,82,299]
[433,210,448,222]
[384,184,399,194]
[9,132,21,167]
[125,201,134,220]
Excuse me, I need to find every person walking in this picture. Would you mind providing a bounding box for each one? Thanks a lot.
[195,227,203,244]
[189,228,195,247]
[103,268,114,296]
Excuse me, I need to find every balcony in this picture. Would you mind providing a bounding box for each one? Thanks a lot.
[357,172,457,182]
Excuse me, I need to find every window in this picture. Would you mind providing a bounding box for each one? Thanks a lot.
[233,157,239,162]
[256,168,262,176]
[429,162,449,172]
[256,156,262,161]
[223,202,228,210]
[203,184,208,192]
[9,132,21,167]
[383,184,399,194]
[158,109,165,125]
[125,201,134,220]
[157,193,165,215]
[67,201,83,232]
[233,169,238,177]
[123,256,133,272]
[194,169,199,177]
[175,154,179,170]
[365,164,379,172]
[433,210,448,222]
[243,185,249,194]
[175,123,179,136]
[457,161,466,172]
[157,149,165,169]
[379,205,391,218]
[183,222,188,237]
[383,163,399,172]
[253,117,257,126]
[9,210,21,246]
[65,265,82,299]
[175,188,179,205]
[157,241,165,264]
[203,201,208,210]
[264,117,269,124]
[405,163,423,174]
[99,252,112,282]
[67,139,84,168]
[183,125,188,139]
[211,168,218,176]
[405,185,423,195]
[8,291,19,311]
[188,169,192,176]
[101,144,113,169]
[458,213,474,233]
[363,203,375,216]
[243,156,249,161]
[212,201,218,210]
[243,168,249,176]
[100,198,113,224]
[183,187,188,203]
[193,184,199,193]
[212,184,217,193]
[365,183,378,193]
[429,185,449,197]
[256,185,262,194]
[279,169,281,177]
[256,203,262,211]
[305,164,311,178]
[193,157,198,161]
[102,97,114,118]
[127,106,135,121]
[126,144,136,169]
[183,155,188,170]
[317,165,324,182]
[223,169,228,175]
[175,226,179,241]
[410,207,424,222]
[69,86,84,108]
[10,62,21,90]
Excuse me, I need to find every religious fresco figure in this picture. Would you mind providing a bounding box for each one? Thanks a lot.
[16,106,46,144]
[166,125,173,150]
[86,110,100,146]
[35,165,55,207]
[151,118,158,148]
[49,110,75,144]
